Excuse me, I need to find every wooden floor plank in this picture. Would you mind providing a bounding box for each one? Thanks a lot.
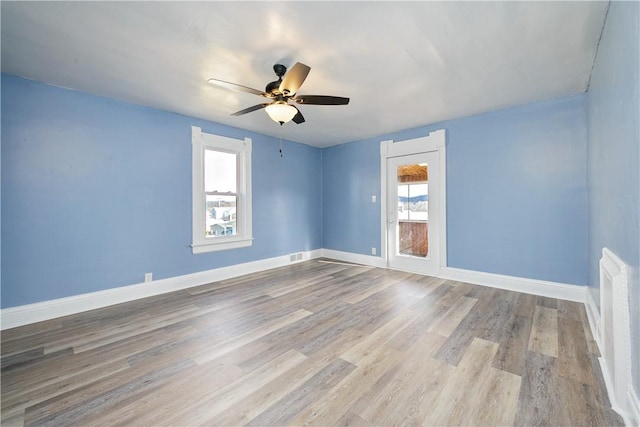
[245,357,356,426]
[340,310,419,365]
[210,355,337,426]
[514,351,565,425]
[428,296,478,337]
[514,292,537,318]
[492,313,533,376]
[0,259,620,426]
[287,346,403,426]
[537,295,559,309]
[192,308,312,365]
[353,332,448,424]
[163,349,309,426]
[423,338,503,426]
[557,316,596,386]
[24,359,195,426]
[528,305,559,357]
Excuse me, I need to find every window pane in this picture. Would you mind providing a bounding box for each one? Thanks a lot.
[205,149,237,193]
[396,163,428,258]
[206,195,237,237]
[397,184,409,220]
[409,183,428,221]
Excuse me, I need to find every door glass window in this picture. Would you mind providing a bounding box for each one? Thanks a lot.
[396,163,428,257]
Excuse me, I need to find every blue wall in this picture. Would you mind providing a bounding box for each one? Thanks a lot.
[447,96,588,284]
[0,73,591,310]
[1,74,322,308]
[322,138,381,256]
[323,95,589,285]
[587,0,640,397]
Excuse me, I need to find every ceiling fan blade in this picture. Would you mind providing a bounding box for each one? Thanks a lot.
[279,62,311,96]
[208,78,268,97]
[231,103,270,116]
[292,107,305,124]
[293,95,350,105]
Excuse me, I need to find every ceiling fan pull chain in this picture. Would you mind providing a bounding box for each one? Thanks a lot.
[279,126,284,158]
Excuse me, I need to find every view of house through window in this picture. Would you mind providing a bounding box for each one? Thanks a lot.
[204,149,238,237]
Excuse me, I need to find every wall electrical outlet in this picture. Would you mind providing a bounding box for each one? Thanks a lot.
[371,195,377,203]
[371,247,377,255]
[144,272,153,283]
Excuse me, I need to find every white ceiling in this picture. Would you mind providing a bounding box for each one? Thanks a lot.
[1,1,608,148]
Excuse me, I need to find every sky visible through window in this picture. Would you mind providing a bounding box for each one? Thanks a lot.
[205,149,237,193]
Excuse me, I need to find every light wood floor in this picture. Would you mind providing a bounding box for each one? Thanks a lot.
[1,259,623,426]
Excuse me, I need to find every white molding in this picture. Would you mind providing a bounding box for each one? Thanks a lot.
[629,387,640,427]
[0,249,323,330]
[191,126,253,254]
[438,143,447,271]
[380,139,392,266]
[440,267,586,302]
[585,286,602,350]
[584,255,640,427]
[191,237,253,254]
[380,129,447,274]
[321,249,386,268]
[0,247,591,333]
[320,250,585,303]
[597,247,634,425]
[380,129,445,158]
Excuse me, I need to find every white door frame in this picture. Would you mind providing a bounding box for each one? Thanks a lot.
[380,129,447,275]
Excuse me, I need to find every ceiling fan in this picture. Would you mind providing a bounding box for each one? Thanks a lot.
[207,62,349,125]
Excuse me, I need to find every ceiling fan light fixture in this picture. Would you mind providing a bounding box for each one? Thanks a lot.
[265,101,297,125]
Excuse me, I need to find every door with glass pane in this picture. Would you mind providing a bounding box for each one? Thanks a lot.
[387,151,440,275]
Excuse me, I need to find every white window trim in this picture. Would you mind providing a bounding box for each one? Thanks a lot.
[191,126,252,254]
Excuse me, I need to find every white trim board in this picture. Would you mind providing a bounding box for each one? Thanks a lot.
[0,249,323,331]
[1,248,587,330]
[379,129,447,274]
[584,274,640,427]
[320,250,585,302]
[597,247,635,426]
[440,267,586,303]
[320,249,387,269]
[585,286,602,349]
[629,388,640,427]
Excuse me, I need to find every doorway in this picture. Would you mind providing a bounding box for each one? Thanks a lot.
[380,130,446,277]
[386,152,440,275]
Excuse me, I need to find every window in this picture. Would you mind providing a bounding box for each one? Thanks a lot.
[191,126,252,254]
[397,182,428,221]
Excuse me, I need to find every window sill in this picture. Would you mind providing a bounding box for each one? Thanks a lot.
[191,237,253,254]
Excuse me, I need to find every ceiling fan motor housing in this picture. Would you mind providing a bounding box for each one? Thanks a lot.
[265,64,287,95]
[265,80,281,95]
[273,64,287,77]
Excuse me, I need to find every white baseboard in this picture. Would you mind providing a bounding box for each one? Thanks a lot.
[0,248,588,330]
[320,249,387,268]
[320,250,585,303]
[440,267,586,303]
[0,249,323,330]
[585,286,602,349]
[629,387,640,427]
